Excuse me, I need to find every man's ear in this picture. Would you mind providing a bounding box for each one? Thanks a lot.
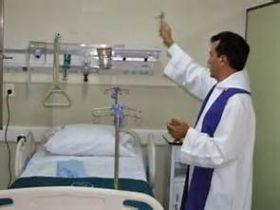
[219,55,229,66]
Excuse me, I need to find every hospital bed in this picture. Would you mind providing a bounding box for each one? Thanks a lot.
[0,124,163,210]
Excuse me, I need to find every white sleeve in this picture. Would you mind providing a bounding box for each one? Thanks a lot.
[164,43,216,99]
[179,95,255,168]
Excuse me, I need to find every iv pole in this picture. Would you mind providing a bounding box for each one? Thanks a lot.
[92,87,141,189]
[110,87,129,189]
[112,87,121,189]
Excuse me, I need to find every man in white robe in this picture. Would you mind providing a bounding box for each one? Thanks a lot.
[159,21,255,210]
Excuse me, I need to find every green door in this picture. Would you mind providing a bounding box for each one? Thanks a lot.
[246,3,280,210]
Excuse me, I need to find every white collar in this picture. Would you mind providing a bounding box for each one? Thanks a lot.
[216,70,251,92]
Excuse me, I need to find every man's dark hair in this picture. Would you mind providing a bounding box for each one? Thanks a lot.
[211,31,250,71]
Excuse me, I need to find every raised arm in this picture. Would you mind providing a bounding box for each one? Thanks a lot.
[159,21,216,99]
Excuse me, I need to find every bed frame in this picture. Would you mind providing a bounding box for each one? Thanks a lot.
[14,131,36,178]
[4,129,162,210]
[0,186,163,209]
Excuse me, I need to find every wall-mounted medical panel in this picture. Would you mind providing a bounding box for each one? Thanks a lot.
[4,41,160,77]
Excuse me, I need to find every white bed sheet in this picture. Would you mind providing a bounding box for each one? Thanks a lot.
[21,146,147,181]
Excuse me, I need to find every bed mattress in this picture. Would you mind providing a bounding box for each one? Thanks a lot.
[20,146,147,181]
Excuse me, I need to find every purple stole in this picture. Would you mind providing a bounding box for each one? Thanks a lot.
[180,86,250,210]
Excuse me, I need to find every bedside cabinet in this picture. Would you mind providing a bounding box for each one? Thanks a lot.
[163,135,188,210]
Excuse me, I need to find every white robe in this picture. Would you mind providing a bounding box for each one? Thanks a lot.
[164,43,255,210]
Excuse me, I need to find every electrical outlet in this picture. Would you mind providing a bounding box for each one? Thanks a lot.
[4,83,15,97]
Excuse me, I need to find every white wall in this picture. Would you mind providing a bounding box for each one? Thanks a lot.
[5,0,272,62]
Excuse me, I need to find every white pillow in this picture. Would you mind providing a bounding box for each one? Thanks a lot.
[44,124,136,157]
